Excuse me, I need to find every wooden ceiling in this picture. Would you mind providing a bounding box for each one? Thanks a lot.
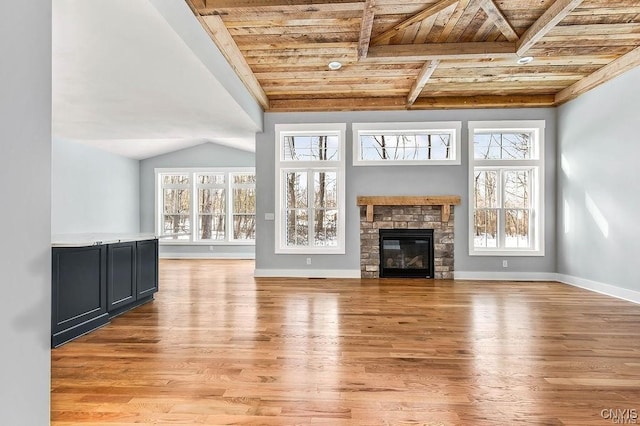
[186,0,640,112]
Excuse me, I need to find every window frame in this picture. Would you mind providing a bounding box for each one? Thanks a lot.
[352,121,462,166]
[275,123,346,254]
[468,120,545,256]
[155,167,256,245]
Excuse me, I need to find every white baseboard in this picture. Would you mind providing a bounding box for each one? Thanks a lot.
[454,271,557,281]
[160,252,255,260]
[254,268,361,278]
[556,273,640,305]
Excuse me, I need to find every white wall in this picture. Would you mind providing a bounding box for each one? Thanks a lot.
[139,142,255,258]
[557,66,640,301]
[256,109,557,277]
[52,138,140,234]
[0,1,51,423]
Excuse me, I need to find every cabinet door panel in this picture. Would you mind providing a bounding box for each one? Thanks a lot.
[136,239,158,297]
[107,242,136,311]
[52,246,108,341]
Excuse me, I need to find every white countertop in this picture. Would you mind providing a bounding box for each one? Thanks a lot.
[51,233,158,247]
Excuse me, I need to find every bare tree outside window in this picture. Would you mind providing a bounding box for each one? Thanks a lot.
[471,127,539,252]
[283,134,339,248]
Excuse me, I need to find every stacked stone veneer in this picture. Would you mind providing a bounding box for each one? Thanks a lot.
[360,205,455,279]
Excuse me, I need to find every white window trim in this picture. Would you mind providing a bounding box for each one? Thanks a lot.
[275,123,346,254]
[155,167,256,245]
[352,121,462,166]
[468,120,545,256]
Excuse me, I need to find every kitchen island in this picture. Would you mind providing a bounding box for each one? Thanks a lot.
[51,233,159,347]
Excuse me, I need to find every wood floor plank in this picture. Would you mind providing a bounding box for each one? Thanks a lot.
[51,259,640,425]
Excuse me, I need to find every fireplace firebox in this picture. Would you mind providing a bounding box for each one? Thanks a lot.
[379,229,434,278]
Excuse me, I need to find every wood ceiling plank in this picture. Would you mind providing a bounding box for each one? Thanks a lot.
[185,1,269,109]
[436,0,471,41]
[516,0,585,56]
[199,15,269,109]
[370,0,459,45]
[555,45,640,104]
[407,60,440,105]
[358,0,376,59]
[365,41,516,62]
[479,0,518,42]
[444,0,483,42]
[204,0,361,6]
[413,15,438,44]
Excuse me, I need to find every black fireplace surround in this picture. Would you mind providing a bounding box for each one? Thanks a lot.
[379,229,435,278]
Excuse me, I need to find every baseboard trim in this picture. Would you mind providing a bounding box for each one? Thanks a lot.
[454,271,557,281]
[254,269,361,278]
[160,252,255,260]
[556,274,640,305]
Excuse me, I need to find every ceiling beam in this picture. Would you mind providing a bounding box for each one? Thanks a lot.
[479,0,518,42]
[366,42,516,62]
[370,0,459,45]
[358,0,375,60]
[203,0,360,6]
[407,60,440,105]
[197,13,270,109]
[555,46,640,105]
[411,94,556,109]
[516,0,584,57]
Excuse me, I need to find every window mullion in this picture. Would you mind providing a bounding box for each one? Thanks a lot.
[307,169,315,248]
[191,172,197,242]
[498,169,505,249]
[227,177,232,243]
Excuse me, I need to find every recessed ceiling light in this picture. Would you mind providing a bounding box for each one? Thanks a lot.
[517,56,534,65]
[328,61,342,70]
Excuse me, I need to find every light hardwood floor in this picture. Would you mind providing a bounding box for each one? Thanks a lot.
[51,259,640,425]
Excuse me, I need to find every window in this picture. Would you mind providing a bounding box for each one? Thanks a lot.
[353,122,461,165]
[275,123,346,254]
[469,121,545,256]
[156,168,255,244]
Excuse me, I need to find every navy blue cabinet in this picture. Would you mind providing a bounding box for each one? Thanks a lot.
[51,245,109,347]
[52,238,159,347]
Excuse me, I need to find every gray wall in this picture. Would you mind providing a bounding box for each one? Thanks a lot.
[140,142,255,257]
[52,138,140,234]
[256,109,556,275]
[557,66,640,291]
[0,0,51,423]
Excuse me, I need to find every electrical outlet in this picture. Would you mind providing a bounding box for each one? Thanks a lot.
[306,257,312,265]
[209,246,214,252]
[502,260,508,268]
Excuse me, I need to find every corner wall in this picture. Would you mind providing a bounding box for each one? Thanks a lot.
[557,67,640,302]
[139,142,255,258]
[256,109,556,278]
[52,138,141,234]
[0,1,51,423]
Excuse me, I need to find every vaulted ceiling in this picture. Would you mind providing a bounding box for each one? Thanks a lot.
[186,0,640,112]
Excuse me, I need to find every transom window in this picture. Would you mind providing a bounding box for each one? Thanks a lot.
[469,121,545,256]
[156,168,255,244]
[353,122,461,165]
[275,123,346,254]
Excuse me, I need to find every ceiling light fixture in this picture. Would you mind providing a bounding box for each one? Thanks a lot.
[517,56,534,65]
[328,61,342,70]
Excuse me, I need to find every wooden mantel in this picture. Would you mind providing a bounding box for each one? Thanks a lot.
[357,195,461,223]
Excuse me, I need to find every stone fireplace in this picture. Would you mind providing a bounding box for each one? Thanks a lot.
[357,196,460,279]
